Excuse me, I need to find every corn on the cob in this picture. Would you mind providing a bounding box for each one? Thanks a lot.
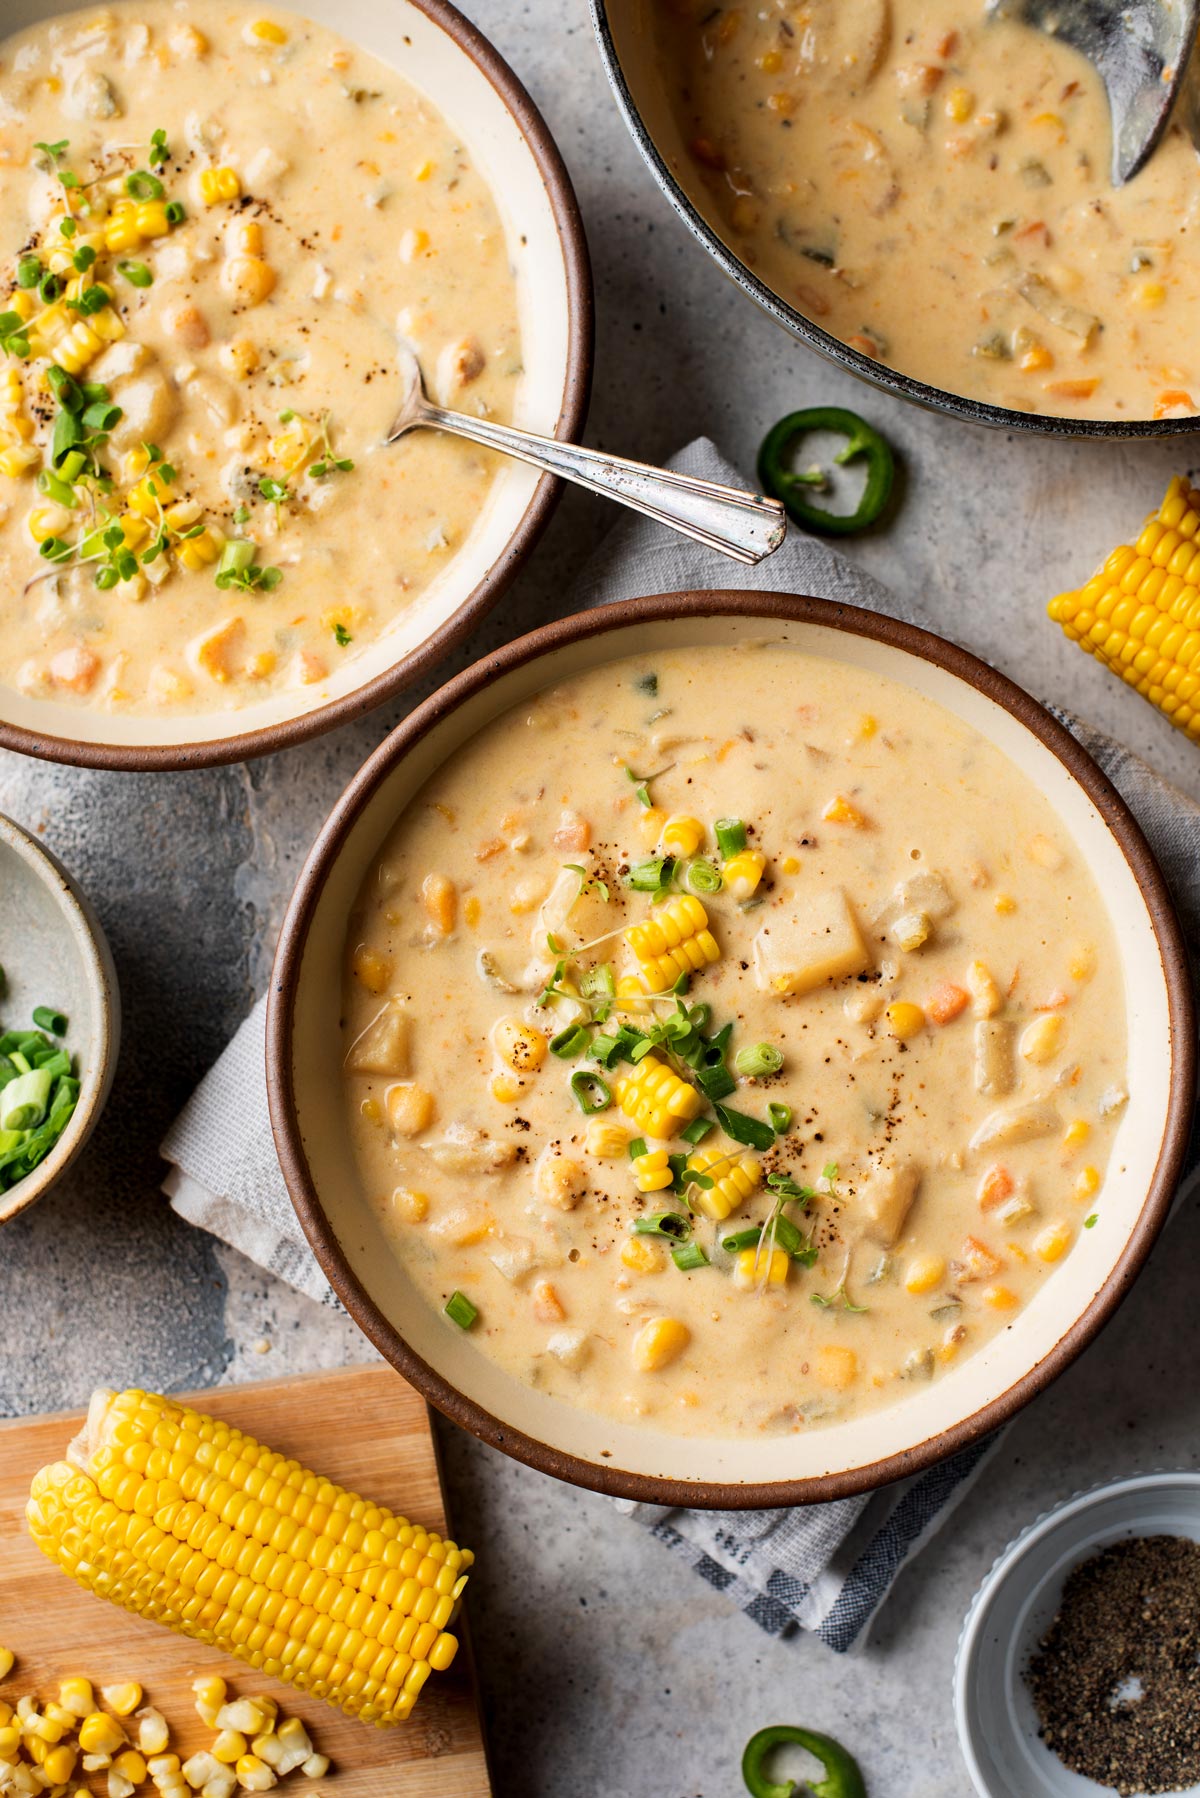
[613,1054,702,1138]
[26,1388,472,1727]
[1048,475,1200,742]
[683,1144,761,1221]
[625,896,719,994]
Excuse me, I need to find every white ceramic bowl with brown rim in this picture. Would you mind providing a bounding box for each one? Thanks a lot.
[0,0,591,772]
[266,593,1195,1507]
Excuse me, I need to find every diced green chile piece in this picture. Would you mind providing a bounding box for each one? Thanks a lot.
[757,407,895,537]
[742,1725,867,1798]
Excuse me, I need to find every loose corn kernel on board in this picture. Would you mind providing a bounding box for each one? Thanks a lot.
[0,1367,491,1798]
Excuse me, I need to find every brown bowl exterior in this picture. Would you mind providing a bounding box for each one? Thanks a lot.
[589,0,1199,441]
[0,0,593,773]
[267,592,1196,1507]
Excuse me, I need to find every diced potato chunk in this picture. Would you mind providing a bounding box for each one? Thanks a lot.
[974,1020,1015,1096]
[970,1101,1060,1152]
[753,888,869,997]
[856,1159,921,1245]
[346,997,410,1076]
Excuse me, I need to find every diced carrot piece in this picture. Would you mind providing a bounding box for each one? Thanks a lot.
[532,1280,565,1324]
[1035,989,1071,1010]
[1154,389,1194,420]
[953,1235,1004,1281]
[475,838,506,862]
[689,136,725,170]
[1044,378,1099,400]
[552,811,592,853]
[927,981,970,1024]
[978,1165,1014,1211]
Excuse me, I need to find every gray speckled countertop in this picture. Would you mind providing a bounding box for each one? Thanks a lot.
[3,4,1199,1793]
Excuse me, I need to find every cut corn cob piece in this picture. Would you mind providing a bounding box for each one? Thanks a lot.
[613,1054,702,1138]
[631,1147,673,1193]
[26,1388,473,1727]
[625,895,719,994]
[683,1145,761,1221]
[1048,475,1200,742]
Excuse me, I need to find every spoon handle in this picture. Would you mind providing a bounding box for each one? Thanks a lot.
[413,405,786,564]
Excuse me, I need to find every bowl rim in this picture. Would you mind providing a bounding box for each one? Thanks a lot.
[588,0,1199,442]
[953,1468,1200,1797]
[0,0,594,773]
[0,811,120,1225]
[266,589,1196,1507]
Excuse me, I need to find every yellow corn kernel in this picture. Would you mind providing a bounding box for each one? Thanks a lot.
[1034,1221,1072,1262]
[102,1686,142,1719]
[732,1246,789,1289]
[222,255,276,305]
[615,974,652,1014]
[391,1187,428,1224]
[965,959,1001,1018]
[0,1726,17,1758]
[491,1073,521,1103]
[614,1053,702,1137]
[192,1679,226,1728]
[121,445,151,481]
[585,1118,630,1158]
[6,289,35,322]
[351,945,391,993]
[685,1144,761,1221]
[1020,1013,1063,1064]
[164,499,202,533]
[43,1702,75,1731]
[632,1316,690,1371]
[219,338,259,381]
[493,1017,546,1073]
[885,1001,926,1041]
[637,805,666,849]
[814,1346,858,1391]
[229,218,264,256]
[1074,1164,1101,1202]
[994,892,1016,914]
[463,896,481,928]
[176,526,222,571]
[722,848,765,901]
[632,1148,673,1193]
[236,1755,277,1792]
[117,513,150,551]
[983,1284,1018,1309]
[945,84,974,121]
[1062,1119,1091,1155]
[104,211,142,253]
[211,1732,246,1766]
[246,18,288,42]
[386,1082,436,1136]
[780,855,801,875]
[822,795,867,827]
[0,444,39,477]
[135,1710,168,1756]
[1133,280,1167,309]
[620,1235,665,1273]
[268,418,313,474]
[660,814,704,857]
[79,1717,125,1756]
[412,158,434,182]
[43,1745,77,1785]
[421,872,456,936]
[134,200,170,239]
[1067,942,1096,982]
[114,1751,146,1783]
[58,1681,93,1719]
[127,471,175,518]
[199,166,241,206]
[904,1254,946,1295]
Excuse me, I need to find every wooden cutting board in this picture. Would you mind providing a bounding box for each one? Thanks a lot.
[0,1365,491,1798]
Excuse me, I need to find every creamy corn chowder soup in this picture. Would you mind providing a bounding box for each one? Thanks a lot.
[0,1,521,714]
[340,646,1129,1438]
[649,0,1200,420]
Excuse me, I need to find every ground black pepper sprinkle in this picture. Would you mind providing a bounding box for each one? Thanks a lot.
[1027,1535,1200,1796]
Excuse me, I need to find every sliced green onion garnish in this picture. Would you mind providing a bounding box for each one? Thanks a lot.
[38,271,62,304]
[580,963,615,1002]
[632,1212,691,1241]
[734,1042,784,1078]
[681,1117,714,1145]
[16,257,41,289]
[56,449,86,485]
[37,469,77,507]
[768,1102,793,1133]
[0,1068,52,1132]
[444,1290,478,1329]
[628,1136,647,1161]
[771,1215,804,1256]
[627,856,672,892]
[714,1102,776,1151]
[684,859,722,895]
[125,169,164,199]
[672,1242,709,1271]
[570,1070,611,1114]
[721,1227,764,1252]
[82,398,122,432]
[165,200,186,224]
[715,818,746,858]
[216,539,256,577]
[549,1023,590,1059]
[117,259,153,288]
[696,1062,737,1103]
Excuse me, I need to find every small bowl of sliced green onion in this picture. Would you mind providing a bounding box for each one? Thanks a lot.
[0,813,119,1224]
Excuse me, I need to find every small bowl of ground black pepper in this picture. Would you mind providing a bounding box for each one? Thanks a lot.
[955,1472,1200,1798]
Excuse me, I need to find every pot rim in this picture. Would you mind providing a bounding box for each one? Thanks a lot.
[266,589,1196,1507]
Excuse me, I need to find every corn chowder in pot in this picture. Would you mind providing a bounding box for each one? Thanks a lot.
[0,1,521,715]
[649,0,1200,420]
[340,645,1129,1438]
